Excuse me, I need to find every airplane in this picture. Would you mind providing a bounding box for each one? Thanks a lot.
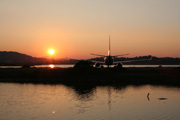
[70,36,152,68]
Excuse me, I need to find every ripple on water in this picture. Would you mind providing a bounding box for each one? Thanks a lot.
[1,83,180,120]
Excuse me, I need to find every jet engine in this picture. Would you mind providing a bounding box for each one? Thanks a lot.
[115,63,123,68]
[95,62,100,67]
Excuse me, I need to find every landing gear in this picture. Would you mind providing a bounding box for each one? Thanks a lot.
[95,62,100,68]
[114,63,123,68]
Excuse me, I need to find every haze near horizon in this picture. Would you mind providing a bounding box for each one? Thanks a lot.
[0,0,180,59]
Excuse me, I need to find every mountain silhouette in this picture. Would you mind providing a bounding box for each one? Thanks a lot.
[0,51,47,65]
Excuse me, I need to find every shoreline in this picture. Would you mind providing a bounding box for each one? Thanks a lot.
[0,67,180,87]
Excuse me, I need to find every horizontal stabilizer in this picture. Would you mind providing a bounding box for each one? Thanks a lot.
[91,53,106,57]
[113,54,129,57]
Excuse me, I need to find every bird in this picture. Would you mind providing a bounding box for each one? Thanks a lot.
[147,93,150,98]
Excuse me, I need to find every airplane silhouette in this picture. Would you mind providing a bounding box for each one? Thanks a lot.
[90,36,152,68]
[70,36,152,68]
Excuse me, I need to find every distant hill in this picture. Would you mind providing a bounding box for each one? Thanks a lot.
[0,51,180,65]
[0,51,49,65]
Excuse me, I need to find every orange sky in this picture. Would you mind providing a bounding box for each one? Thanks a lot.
[0,0,180,59]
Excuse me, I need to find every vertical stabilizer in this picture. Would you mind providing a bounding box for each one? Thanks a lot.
[108,35,111,56]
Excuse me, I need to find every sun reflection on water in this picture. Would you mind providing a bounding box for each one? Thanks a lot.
[49,64,54,68]
[52,111,56,114]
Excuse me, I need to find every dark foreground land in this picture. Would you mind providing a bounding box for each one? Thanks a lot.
[0,67,180,87]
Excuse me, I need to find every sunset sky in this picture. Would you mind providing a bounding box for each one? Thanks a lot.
[0,0,180,59]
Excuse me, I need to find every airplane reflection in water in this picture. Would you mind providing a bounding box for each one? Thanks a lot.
[71,36,152,68]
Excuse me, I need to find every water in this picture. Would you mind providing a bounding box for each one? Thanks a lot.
[0,64,180,68]
[0,83,180,120]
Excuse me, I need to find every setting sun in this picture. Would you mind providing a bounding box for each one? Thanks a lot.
[49,49,55,55]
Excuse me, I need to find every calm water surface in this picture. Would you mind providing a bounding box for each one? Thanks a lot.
[0,83,180,120]
[0,64,180,68]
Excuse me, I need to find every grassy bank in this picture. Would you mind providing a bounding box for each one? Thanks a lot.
[0,67,180,86]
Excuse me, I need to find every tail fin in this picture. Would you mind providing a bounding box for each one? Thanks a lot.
[108,35,111,56]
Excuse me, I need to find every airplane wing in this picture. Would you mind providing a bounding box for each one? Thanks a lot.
[113,56,152,64]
